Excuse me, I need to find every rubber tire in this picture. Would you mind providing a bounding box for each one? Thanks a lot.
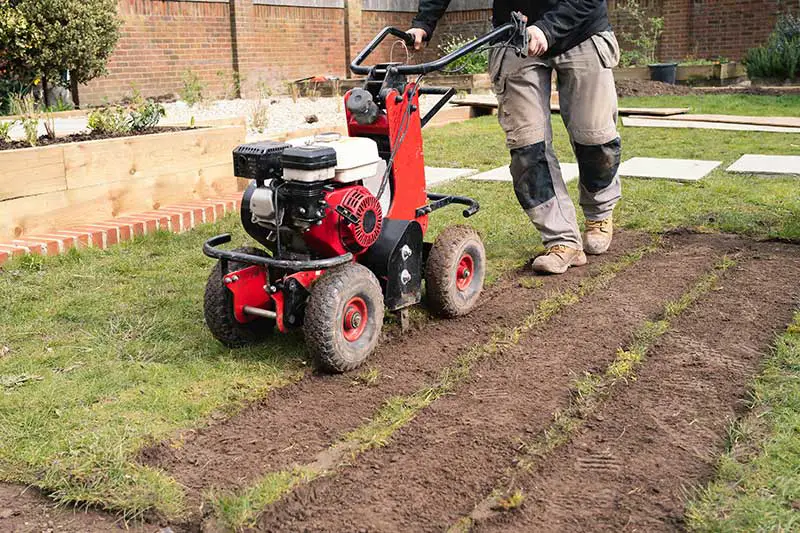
[425,225,486,318]
[303,263,384,373]
[204,246,274,347]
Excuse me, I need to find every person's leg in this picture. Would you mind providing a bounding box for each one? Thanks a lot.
[489,48,585,273]
[554,31,622,254]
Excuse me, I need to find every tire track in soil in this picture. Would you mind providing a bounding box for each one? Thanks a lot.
[478,240,800,533]
[140,232,651,507]
[252,233,733,532]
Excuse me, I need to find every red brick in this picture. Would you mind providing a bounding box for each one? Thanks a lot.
[67,227,107,248]
[0,243,29,258]
[12,239,58,256]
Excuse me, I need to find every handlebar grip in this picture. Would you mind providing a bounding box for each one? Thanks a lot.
[388,28,416,48]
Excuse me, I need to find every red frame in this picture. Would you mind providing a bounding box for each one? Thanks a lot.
[230,82,430,333]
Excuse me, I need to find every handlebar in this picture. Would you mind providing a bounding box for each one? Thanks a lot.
[349,11,529,76]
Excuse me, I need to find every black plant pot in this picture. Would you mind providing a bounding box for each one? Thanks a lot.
[649,62,678,84]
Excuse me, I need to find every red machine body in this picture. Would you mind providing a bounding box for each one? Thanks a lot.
[303,185,384,257]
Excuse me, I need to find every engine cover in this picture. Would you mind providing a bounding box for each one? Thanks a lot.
[303,185,383,257]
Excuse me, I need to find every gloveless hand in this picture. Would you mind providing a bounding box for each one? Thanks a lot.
[405,28,428,50]
[527,25,549,56]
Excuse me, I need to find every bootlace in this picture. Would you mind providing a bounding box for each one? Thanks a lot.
[544,244,571,258]
[586,218,612,234]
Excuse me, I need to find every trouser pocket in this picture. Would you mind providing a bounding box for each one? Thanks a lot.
[590,31,620,69]
[488,47,508,95]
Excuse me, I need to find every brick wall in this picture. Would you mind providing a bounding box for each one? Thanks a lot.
[79,0,798,105]
[81,0,235,105]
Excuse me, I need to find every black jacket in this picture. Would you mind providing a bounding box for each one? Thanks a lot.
[412,0,611,58]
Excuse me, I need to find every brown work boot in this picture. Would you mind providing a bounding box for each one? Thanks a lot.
[583,216,613,255]
[531,245,587,275]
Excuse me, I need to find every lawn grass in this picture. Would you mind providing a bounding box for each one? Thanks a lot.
[0,94,798,522]
[618,94,800,116]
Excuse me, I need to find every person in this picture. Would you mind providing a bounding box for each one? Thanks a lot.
[407,0,622,274]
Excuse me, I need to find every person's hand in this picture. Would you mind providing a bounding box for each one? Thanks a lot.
[406,28,428,50]
[527,25,549,56]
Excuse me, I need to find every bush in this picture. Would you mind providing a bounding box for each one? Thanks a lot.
[0,0,120,100]
[438,35,488,75]
[88,97,165,135]
[180,70,205,106]
[0,120,13,142]
[744,14,800,81]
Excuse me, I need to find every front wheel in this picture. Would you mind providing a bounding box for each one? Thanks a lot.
[304,263,385,373]
[204,247,275,347]
[425,225,486,318]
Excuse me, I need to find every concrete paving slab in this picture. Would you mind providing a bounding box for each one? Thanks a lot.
[623,116,800,134]
[425,166,478,185]
[468,162,579,183]
[653,114,800,128]
[727,155,800,175]
[618,157,721,182]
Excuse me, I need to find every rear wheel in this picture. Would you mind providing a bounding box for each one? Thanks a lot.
[425,225,486,318]
[204,247,274,347]
[304,263,384,373]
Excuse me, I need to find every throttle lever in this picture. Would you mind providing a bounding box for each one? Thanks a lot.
[508,11,530,58]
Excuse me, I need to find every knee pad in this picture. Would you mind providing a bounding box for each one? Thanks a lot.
[575,137,622,193]
[510,142,555,210]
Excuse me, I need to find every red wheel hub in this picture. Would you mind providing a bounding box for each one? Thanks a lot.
[342,296,368,342]
[456,253,475,291]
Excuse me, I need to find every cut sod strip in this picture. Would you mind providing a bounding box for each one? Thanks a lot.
[205,239,661,531]
[452,255,737,531]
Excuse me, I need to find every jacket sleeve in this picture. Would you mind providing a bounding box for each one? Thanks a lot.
[533,0,605,47]
[411,0,452,39]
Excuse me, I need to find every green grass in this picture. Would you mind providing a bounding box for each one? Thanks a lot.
[0,94,797,523]
[686,312,800,532]
[618,94,800,117]
[424,111,800,242]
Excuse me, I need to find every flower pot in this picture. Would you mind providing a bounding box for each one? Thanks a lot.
[649,63,679,84]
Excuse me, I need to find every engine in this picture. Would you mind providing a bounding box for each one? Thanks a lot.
[233,135,386,259]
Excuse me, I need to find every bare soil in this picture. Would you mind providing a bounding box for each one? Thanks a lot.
[0,127,189,151]
[615,80,696,98]
[254,233,761,532]
[140,231,651,518]
[480,240,800,532]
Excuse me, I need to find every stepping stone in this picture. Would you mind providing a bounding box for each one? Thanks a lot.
[618,157,721,182]
[726,155,800,175]
[425,166,478,186]
[622,117,800,134]
[469,163,580,183]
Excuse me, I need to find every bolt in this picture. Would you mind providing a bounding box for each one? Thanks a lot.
[231,275,239,282]
[268,285,277,294]
[287,315,296,325]
[223,277,232,284]
[350,312,362,328]
[298,207,307,215]
[462,269,470,279]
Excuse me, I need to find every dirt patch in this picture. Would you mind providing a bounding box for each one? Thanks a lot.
[0,483,141,533]
[253,233,750,532]
[478,240,800,532]
[139,232,652,518]
[0,127,190,151]
[616,80,696,98]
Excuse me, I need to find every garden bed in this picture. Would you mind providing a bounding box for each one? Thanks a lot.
[0,126,189,151]
[0,124,245,241]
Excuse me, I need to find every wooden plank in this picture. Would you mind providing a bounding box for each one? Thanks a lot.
[0,144,67,201]
[453,96,689,117]
[0,162,238,241]
[63,125,244,190]
[648,114,800,128]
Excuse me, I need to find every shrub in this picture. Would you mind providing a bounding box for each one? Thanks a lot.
[438,35,488,74]
[180,70,205,106]
[0,120,13,142]
[0,0,120,103]
[87,106,131,135]
[10,93,40,146]
[744,14,800,81]
[614,0,664,66]
[128,100,165,131]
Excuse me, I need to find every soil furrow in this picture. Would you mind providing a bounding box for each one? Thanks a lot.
[141,232,651,507]
[252,233,734,532]
[478,240,800,532]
